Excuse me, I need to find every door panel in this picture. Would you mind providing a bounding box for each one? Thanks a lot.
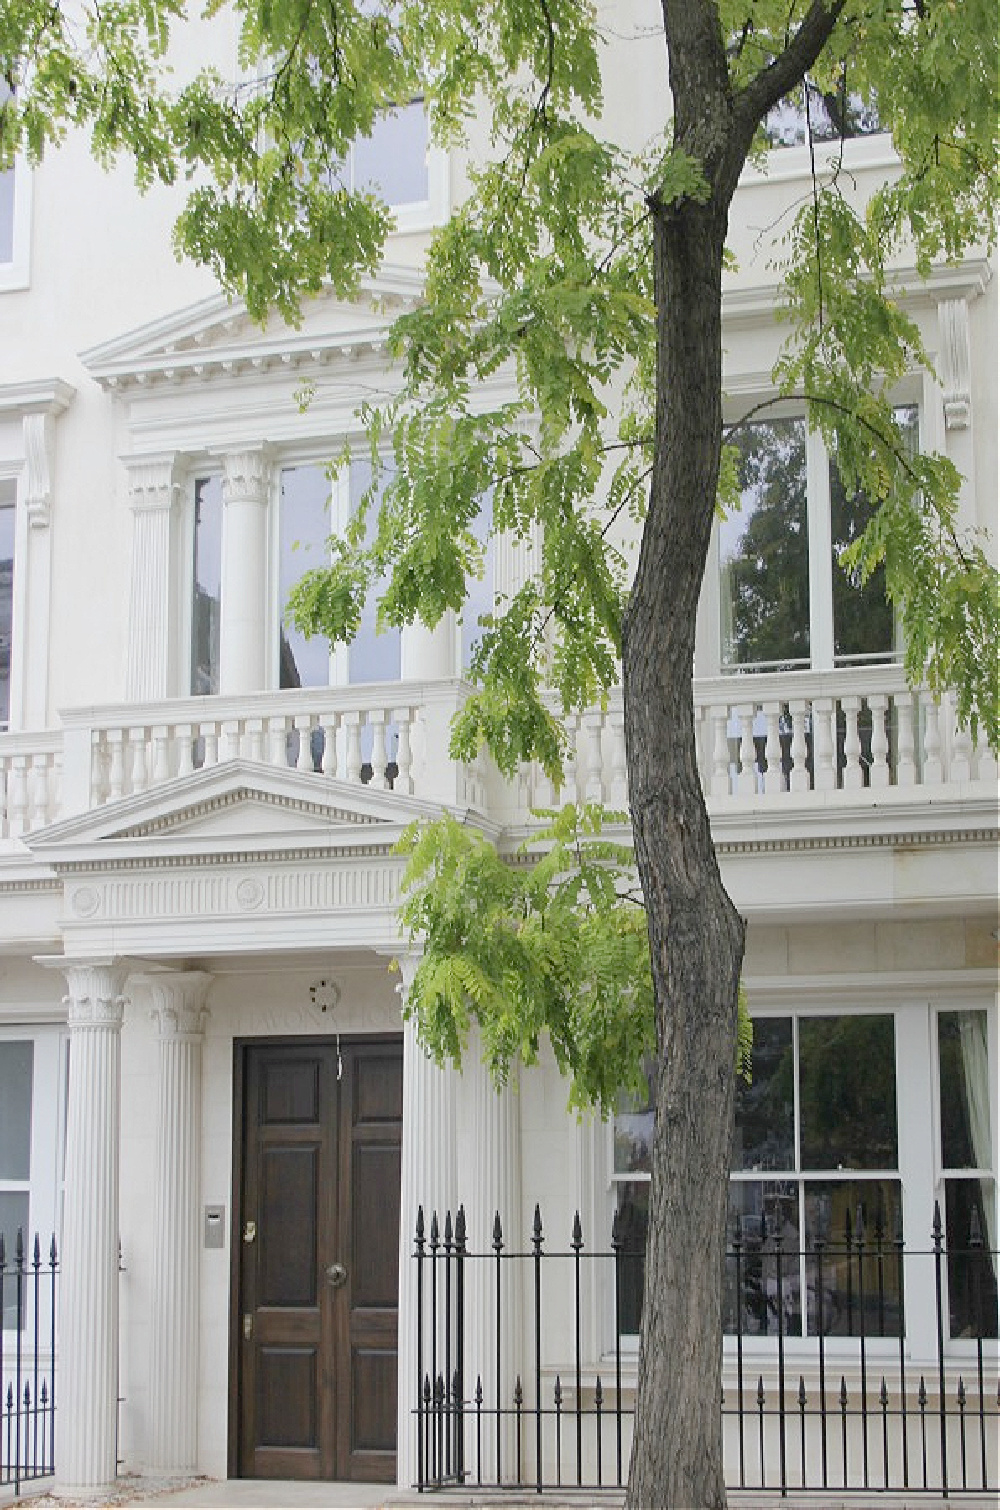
[235,1038,402,1482]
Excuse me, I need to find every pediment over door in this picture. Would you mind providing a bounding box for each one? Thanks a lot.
[26,760,462,959]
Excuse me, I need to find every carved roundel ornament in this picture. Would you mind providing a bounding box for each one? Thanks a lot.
[309,977,341,1014]
[235,876,265,911]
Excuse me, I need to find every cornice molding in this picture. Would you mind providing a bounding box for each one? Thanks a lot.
[0,378,75,419]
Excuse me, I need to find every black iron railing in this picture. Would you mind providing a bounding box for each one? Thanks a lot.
[0,1231,58,1496]
[413,1200,998,1495]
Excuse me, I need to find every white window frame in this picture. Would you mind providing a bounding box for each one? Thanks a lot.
[712,394,922,677]
[0,1026,67,1338]
[0,153,32,293]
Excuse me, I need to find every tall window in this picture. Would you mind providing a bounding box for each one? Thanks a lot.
[0,480,15,728]
[191,476,223,695]
[0,83,15,266]
[614,1013,903,1340]
[351,100,429,207]
[937,1010,997,1339]
[720,407,916,673]
[0,1039,33,1328]
[279,460,401,688]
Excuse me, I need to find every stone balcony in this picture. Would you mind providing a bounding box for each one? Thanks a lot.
[0,665,996,846]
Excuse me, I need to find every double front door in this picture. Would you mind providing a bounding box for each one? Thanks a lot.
[233,1038,403,1481]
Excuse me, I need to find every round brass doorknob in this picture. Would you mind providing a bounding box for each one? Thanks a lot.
[326,1261,348,1288]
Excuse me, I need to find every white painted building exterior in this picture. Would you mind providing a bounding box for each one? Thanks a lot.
[0,6,996,1496]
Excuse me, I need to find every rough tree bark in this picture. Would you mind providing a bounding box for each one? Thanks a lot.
[622,3,847,1504]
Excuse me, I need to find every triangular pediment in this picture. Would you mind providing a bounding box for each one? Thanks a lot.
[80,266,426,391]
[26,758,452,860]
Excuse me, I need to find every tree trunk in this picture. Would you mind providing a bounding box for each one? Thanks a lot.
[622,188,746,1509]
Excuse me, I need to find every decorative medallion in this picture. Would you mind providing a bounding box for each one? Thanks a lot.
[235,876,265,911]
[70,885,101,917]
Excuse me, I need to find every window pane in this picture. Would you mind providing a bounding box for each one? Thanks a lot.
[830,407,915,664]
[938,1010,992,1169]
[191,476,222,695]
[353,100,428,206]
[0,491,14,727]
[460,496,494,677]
[725,1180,801,1336]
[0,1040,32,1179]
[614,1065,654,1177]
[348,462,401,683]
[766,82,880,149]
[614,1181,648,1335]
[803,1178,902,1336]
[0,168,12,264]
[280,465,333,689]
[944,1178,998,1339]
[0,1191,31,1328]
[732,1017,794,1172]
[799,1015,897,1170]
[721,419,810,670]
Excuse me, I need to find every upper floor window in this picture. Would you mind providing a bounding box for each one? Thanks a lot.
[766,81,881,149]
[0,479,15,729]
[719,406,916,674]
[351,99,429,209]
[278,459,401,689]
[0,82,29,289]
[191,475,223,696]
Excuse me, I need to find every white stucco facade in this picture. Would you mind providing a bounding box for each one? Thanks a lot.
[0,7,997,1497]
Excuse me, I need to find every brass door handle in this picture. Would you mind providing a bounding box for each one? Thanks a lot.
[326,1261,348,1288]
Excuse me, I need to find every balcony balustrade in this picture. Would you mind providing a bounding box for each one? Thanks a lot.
[0,667,996,843]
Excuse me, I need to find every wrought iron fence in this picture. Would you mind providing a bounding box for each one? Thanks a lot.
[412,1200,998,1495]
[0,1231,58,1496]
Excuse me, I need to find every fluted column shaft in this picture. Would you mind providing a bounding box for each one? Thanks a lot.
[465,1031,522,1482]
[219,449,270,695]
[125,459,179,701]
[57,961,129,1495]
[395,957,460,1486]
[144,973,212,1473]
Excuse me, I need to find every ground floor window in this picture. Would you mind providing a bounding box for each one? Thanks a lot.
[0,1029,66,1332]
[613,1003,997,1346]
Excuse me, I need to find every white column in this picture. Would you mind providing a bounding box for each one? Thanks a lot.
[56,960,130,1496]
[124,457,180,702]
[140,971,212,1474]
[401,617,454,681]
[395,954,461,1486]
[219,449,271,695]
[462,1032,522,1483]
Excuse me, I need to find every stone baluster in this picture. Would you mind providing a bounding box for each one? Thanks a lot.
[6,755,27,836]
[127,728,149,797]
[107,730,126,802]
[921,692,944,785]
[344,713,362,783]
[244,717,264,764]
[151,725,172,785]
[580,710,605,804]
[973,728,998,786]
[321,711,340,777]
[53,960,130,1496]
[812,698,837,791]
[711,707,730,797]
[294,713,313,772]
[607,705,628,809]
[788,699,810,793]
[735,707,756,796]
[841,696,863,790]
[762,701,783,795]
[393,707,413,794]
[219,719,241,763]
[896,694,917,786]
[142,972,213,1474]
[176,725,195,779]
[948,702,973,783]
[868,695,890,788]
[201,724,219,769]
[28,752,49,828]
[266,714,288,768]
[370,713,389,789]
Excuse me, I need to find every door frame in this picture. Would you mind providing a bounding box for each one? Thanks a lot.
[226,1033,403,1480]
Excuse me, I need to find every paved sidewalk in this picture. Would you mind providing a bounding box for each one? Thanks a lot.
[5,1478,999,1510]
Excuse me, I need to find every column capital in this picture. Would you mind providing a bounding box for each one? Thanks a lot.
[123,454,181,512]
[36,957,130,1029]
[221,447,271,505]
[134,970,213,1039]
[385,948,422,1001]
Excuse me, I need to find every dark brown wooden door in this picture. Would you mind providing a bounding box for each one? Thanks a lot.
[235,1038,403,1481]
